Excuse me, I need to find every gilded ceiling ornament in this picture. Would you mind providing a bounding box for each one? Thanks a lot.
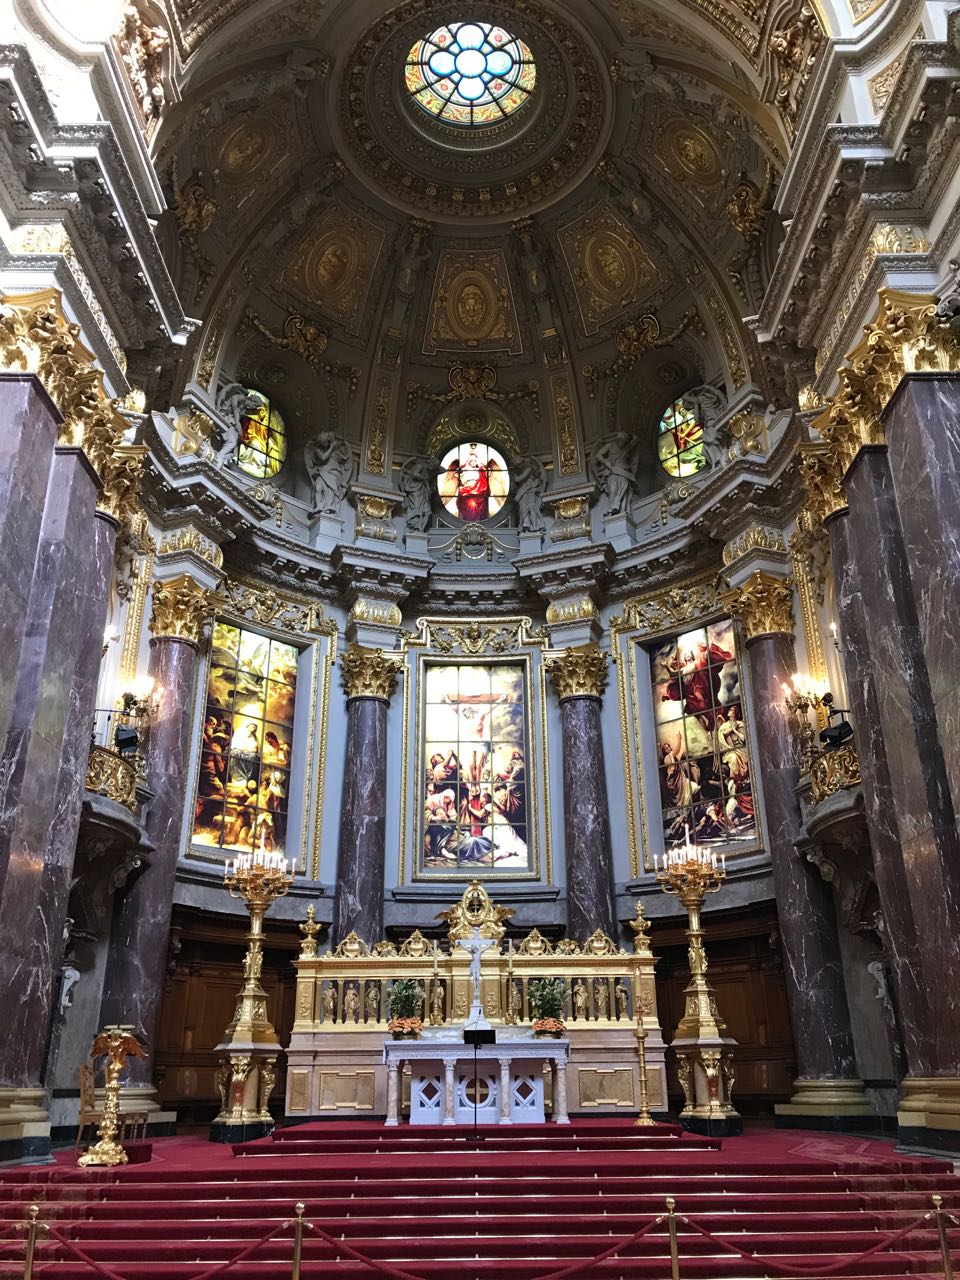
[149,573,219,645]
[408,364,539,421]
[722,570,795,639]
[545,597,600,625]
[768,4,823,136]
[726,165,773,240]
[349,598,402,628]
[559,204,660,335]
[157,525,224,569]
[544,645,608,701]
[706,290,748,387]
[425,250,521,355]
[550,373,581,476]
[727,410,768,456]
[426,409,520,459]
[340,644,402,701]
[365,374,391,476]
[584,310,699,397]
[282,206,384,335]
[722,523,786,567]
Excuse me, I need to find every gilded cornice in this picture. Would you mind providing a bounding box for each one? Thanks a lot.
[544,645,608,701]
[340,644,402,701]
[219,576,332,636]
[149,573,219,645]
[722,570,794,639]
[611,572,726,641]
[0,289,126,479]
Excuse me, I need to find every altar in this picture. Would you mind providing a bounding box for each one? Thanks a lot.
[383,1031,570,1125]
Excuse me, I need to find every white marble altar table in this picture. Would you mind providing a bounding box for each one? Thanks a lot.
[382,1031,570,1126]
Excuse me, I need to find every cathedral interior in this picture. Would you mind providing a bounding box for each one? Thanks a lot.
[2,0,960,1228]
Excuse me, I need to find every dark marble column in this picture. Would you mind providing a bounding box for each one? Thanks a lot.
[0,449,110,1096]
[0,376,60,764]
[826,510,931,1074]
[332,646,401,946]
[101,576,214,1086]
[729,574,863,1114]
[545,647,616,942]
[883,374,960,816]
[840,445,960,1076]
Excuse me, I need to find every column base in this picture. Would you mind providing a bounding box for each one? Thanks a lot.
[775,1078,876,1129]
[209,1118,274,1144]
[115,1085,178,1137]
[680,1114,743,1137]
[897,1077,960,1152]
[0,1088,52,1164]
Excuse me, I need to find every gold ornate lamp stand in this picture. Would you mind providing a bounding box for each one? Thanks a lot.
[655,832,741,1135]
[210,849,293,1142]
[78,1027,146,1166]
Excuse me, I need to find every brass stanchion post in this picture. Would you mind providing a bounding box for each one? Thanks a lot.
[665,1196,681,1280]
[933,1195,955,1280]
[20,1204,48,1280]
[634,1021,655,1126]
[291,1201,305,1280]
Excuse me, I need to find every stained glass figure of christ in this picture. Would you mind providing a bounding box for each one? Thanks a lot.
[438,442,510,521]
[405,23,536,127]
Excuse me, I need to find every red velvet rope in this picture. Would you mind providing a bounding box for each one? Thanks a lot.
[675,1207,938,1276]
[531,1212,667,1280]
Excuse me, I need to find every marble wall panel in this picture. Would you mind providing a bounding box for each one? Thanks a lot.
[559,697,616,941]
[333,697,388,946]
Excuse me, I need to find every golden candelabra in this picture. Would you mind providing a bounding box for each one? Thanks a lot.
[655,829,739,1130]
[781,673,829,774]
[212,847,293,1138]
[78,1026,146,1167]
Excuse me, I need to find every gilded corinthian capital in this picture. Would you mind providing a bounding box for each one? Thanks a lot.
[340,644,402,700]
[149,573,219,645]
[544,645,608,701]
[723,571,794,640]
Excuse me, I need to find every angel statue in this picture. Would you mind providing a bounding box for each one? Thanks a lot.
[398,455,438,533]
[681,383,729,470]
[214,383,261,468]
[512,454,547,532]
[304,431,354,516]
[592,432,640,516]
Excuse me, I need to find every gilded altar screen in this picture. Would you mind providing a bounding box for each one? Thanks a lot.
[192,621,298,857]
[650,618,756,852]
[420,662,530,874]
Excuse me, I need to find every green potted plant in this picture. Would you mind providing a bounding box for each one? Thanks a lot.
[387,978,423,1039]
[529,977,567,1037]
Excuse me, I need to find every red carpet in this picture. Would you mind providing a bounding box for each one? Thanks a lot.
[0,1121,958,1278]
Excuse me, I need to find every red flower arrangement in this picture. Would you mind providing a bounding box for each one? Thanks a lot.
[532,1017,566,1035]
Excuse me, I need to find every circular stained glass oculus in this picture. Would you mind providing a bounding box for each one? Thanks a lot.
[657,398,707,479]
[438,442,510,521]
[405,22,536,126]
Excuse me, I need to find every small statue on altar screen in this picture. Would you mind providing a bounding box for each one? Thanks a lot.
[507,981,523,1025]
[429,979,444,1025]
[615,980,630,1021]
[343,983,359,1023]
[322,983,337,1022]
[365,984,379,1022]
[595,980,609,1020]
[573,979,589,1020]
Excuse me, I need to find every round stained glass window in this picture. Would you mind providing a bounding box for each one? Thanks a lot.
[438,442,510,521]
[657,398,707,479]
[405,23,536,127]
[236,388,287,480]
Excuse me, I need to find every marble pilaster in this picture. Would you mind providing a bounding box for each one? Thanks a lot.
[545,647,616,942]
[841,445,960,1103]
[332,646,400,946]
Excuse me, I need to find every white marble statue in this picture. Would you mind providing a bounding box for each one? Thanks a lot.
[512,455,547,533]
[304,431,354,516]
[682,383,729,469]
[398,455,438,533]
[592,432,640,516]
[214,383,260,468]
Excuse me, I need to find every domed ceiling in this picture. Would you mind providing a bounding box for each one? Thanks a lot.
[156,0,786,479]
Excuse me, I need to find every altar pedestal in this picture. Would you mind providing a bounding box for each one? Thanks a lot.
[383,1033,570,1126]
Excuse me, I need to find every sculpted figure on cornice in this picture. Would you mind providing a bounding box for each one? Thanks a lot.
[389,221,432,332]
[514,220,556,335]
[305,432,354,517]
[213,382,260,468]
[512,456,548,533]
[592,432,640,516]
[609,50,685,101]
[398,455,439,534]
[116,3,169,129]
[681,383,728,469]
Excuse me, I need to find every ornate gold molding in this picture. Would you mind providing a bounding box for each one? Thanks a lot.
[149,573,219,645]
[349,598,402,628]
[722,570,794,640]
[545,596,600,626]
[97,444,146,527]
[810,741,861,806]
[0,289,125,478]
[404,617,546,654]
[815,288,960,479]
[157,525,224,569]
[85,745,137,812]
[340,644,402,701]
[544,645,608,701]
[611,572,725,641]
[799,442,847,524]
[722,523,786,568]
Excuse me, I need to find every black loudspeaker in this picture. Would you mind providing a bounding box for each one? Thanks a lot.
[463,1027,496,1046]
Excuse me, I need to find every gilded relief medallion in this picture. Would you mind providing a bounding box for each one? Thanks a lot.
[281,206,384,335]
[653,111,726,208]
[558,203,660,334]
[425,250,522,354]
[207,110,295,218]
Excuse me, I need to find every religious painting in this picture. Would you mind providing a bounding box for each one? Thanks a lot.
[192,620,298,858]
[649,618,756,852]
[438,441,510,521]
[419,663,531,874]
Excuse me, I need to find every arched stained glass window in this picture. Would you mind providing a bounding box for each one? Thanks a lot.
[657,398,707,478]
[437,442,510,521]
[236,388,287,480]
[405,23,536,126]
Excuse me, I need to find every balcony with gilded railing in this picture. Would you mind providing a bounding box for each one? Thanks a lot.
[782,676,861,807]
[84,697,149,813]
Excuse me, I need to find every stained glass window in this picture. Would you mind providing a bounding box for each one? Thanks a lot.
[438,442,510,521]
[236,388,287,480]
[192,621,298,859]
[405,23,536,126]
[421,663,531,874]
[650,619,756,854]
[657,398,706,478]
